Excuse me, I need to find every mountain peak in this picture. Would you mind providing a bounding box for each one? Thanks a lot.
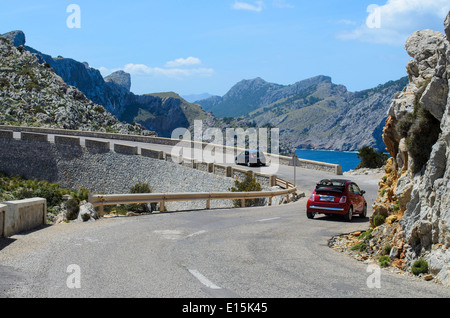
[1,30,26,47]
[104,70,131,92]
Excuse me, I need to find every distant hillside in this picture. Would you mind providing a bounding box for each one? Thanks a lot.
[197,76,408,152]
[0,34,149,135]
[119,92,207,137]
[1,30,209,138]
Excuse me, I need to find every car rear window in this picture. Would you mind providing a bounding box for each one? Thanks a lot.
[315,179,346,193]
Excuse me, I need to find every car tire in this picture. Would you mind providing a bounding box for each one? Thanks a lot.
[307,211,315,219]
[360,204,367,218]
[344,206,353,222]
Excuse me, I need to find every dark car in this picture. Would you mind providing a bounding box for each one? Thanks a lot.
[306,179,367,221]
[235,150,267,167]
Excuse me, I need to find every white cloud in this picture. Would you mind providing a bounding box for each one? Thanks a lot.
[123,64,214,79]
[99,57,214,81]
[337,0,450,45]
[232,1,265,12]
[165,57,202,68]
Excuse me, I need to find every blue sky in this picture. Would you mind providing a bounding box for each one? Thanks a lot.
[1,1,449,96]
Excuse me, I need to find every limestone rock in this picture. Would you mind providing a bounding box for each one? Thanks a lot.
[445,11,450,41]
[378,11,450,287]
[0,35,151,135]
[77,202,99,222]
[104,70,131,92]
[1,30,26,47]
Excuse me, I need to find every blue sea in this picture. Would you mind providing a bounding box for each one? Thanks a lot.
[295,149,361,173]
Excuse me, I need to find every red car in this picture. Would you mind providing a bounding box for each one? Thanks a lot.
[306,179,367,221]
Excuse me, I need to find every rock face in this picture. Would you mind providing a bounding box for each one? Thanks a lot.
[104,70,131,91]
[1,32,208,138]
[0,35,151,135]
[375,13,450,286]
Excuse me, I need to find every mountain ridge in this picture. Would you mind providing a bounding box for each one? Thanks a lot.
[1,30,207,138]
[196,75,408,152]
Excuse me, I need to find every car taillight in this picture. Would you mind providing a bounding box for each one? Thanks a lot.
[309,194,316,201]
[339,196,347,203]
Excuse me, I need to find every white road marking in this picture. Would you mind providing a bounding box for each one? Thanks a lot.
[258,217,281,222]
[188,269,222,290]
[186,230,207,238]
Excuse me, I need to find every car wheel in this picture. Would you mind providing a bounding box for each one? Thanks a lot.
[307,211,315,219]
[344,206,353,222]
[360,204,367,218]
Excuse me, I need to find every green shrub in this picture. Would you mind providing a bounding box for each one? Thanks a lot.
[128,183,154,213]
[356,146,389,169]
[358,229,373,241]
[383,244,392,255]
[373,214,386,227]
[229,171,263,207]
[406,107,441,174]
[0,78,9,88]
[66,197,80,221]
[379,255,391,267]
[396,112,414,138]
[411,259,429,276]
[94,106,105,113]
[34,187,64,207]
[351,241,367,252]
[25,80,42,92]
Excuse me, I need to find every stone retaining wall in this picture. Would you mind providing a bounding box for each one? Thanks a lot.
[0,204,6,237]
[0,125,342,174]
[0,131,283,211]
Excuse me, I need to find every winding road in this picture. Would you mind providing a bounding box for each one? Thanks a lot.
[1,134,449,298]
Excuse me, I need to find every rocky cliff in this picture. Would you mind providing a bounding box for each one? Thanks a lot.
[372,13,450,286]
[0,34,150,135]
[0,30,208,138]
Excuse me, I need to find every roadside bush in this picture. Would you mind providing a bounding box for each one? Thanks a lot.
[351,241,367,252]
[411,259,429,276]
[379,256,391,268]
[229,172,263,207]
[34,186,64,207]
[358,229,373,241]
[356,146,389,169]
[383,244,392,256]
[128,183,154,213]
[373,214,386,227]
[66,197,80,221]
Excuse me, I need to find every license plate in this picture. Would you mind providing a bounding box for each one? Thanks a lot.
[320,196,334,202]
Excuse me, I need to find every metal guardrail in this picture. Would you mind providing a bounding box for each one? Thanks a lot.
[89,187,298,215]
[275,178,295,189]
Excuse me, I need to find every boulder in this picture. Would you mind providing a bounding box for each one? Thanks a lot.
[77,202,99,222]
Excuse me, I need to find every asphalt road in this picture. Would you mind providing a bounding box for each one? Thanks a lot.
[1,197,449,298]
[2,134,448,298]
